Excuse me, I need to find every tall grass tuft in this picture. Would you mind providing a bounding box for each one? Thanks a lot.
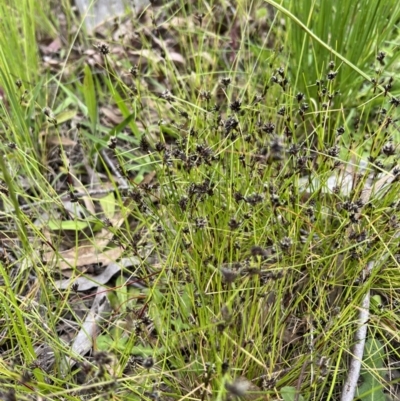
[278,0,400,103]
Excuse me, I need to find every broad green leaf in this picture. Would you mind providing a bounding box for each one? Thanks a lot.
[83,131,109,147]
[160,125,179,138]
[47,219,89,231]
[357,338,386,401]
[83,64,97,131]
[178,290,192,319]
[96,334,128,352]
[171,318,190,332]
[99,192,116,219]
[107,291,119,311]
[128,345,165,357]
[133,171,145,184]
[370,295,383,312]
[255,7,269,19]
[116,275,128,312]
[104,78,140,137]
[117,131,139,144]
[54,109,77,125]
[281,387,304,401]
[109,112,138,138]
[56,80,88,115]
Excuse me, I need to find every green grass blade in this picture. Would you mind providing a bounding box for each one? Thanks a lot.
[83,64,98,133]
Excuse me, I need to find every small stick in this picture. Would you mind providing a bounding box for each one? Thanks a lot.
[340,261,374,401]
[100,149,129,188]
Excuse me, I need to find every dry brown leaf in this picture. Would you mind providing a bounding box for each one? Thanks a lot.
[140,171,156,186]
[40,37,62,55]
[53,246,124,271]
[55,257,140,290]
[166,16,196,30]
[44,213,126,270]
[129,49,185,66]
[62,287,111,371]
[129,49,162,64]
[100,106,123,125]
[43,56,62,67]
[166,51,186,65]
[45,135,77,146]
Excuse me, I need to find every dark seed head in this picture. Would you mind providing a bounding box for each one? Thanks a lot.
[327,70,338,80]
[108,137,117,149]
[376,51,386,66]
[382,142,396,156]
[296,92,305,103]
[221,361,229,375]
[220,77,231,88]
[251,246,268,257]
[143,357,154,369]
[220,267,238,284]
[96,43,110,55]
[230,99,241,112]
[130,65,139,77]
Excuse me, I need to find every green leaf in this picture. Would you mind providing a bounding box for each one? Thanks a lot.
[99,192,116,219]
[255,7,268,19]
[55,79,88,114]
[171,318,190,332]
[370,295,383,310]
[83,130,109,148]
[281,387,304,401]
[47,219,90,231]
[104,79,140,137]
[116,275,128,312]
[109,112,138,138]
[178,290,192,319]
[107,291,119,311]
[83,64,97,131]
[160,125,179,138]
[128,345,165,357]
[54,109,77,125]
[357,338,386,401]
[96,334,128,352]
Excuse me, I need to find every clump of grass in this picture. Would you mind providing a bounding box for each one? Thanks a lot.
[279,0,400,105]
[0,1,400,401]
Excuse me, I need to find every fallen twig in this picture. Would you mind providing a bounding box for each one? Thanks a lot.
[340,261,374,401]
[100,149,129,188]
[62,286,111,373]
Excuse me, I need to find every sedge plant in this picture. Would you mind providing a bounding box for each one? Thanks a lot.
[0,1,400,400]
